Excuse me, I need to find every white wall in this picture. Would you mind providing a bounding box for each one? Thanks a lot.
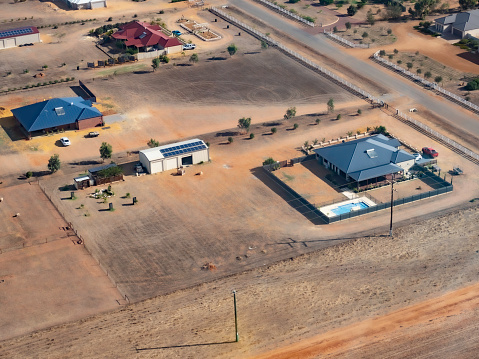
[396,159,415,174]
[141,148,210,174]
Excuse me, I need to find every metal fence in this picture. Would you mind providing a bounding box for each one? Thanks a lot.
[324,30,369,48]
[210,7,380,105]
[396,110,479,162]
[263,157,453,224]
[373,51,479,114]
[210,8,479,165]
[254,0,315,27]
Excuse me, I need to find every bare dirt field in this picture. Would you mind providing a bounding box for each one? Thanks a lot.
[0,183,123,341]
[366,175,441,203]
[2,204,479,358]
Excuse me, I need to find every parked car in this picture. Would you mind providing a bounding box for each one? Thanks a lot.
[412,153,422,162]
[182,43,196,50]
[60,137,71,146]
[134,162,144,173]
[88,131,99,137]
[422,147,438,157]
[172,30,181,36]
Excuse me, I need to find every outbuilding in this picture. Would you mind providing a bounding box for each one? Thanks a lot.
[0,26,40,50]
[62,0,107,9]
[139,139,209,174]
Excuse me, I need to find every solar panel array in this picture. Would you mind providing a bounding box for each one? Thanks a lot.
[0,28,33,39]
[159,141,206,158]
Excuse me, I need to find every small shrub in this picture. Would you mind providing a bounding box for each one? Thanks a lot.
[315,118,320,125]
[25,171,33,178]
[249,133,255,139]
[293,123,299,130]
[228,136,233,144]
[271,127,277,134]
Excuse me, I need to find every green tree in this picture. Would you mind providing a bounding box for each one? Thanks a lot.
[151,58,160,71]
[387,28,393,35]
[227,43,238,56]
[327,98,334,113]
[407,62,413,70]
[261,40,269,49]
[374,125,388,135]
[434,75,443,85]
[347,5,357,16]
[459,0,477,10]
[263,157,276,165]
[147,139,160,147]
[384,4,403,20]
[249,133,255,140]
[424,71,432,79]
[366,10,376,25]
[409,0,439,19]
[284,106,296,119]
[357,109,362,115]
[362,31,369,38]
[336,114,342,121]
[315,118,321,125]
[238,117,252,132]
[48,154,61,173]
[189,53,199,64]
[228,136,233,144]
[393,48,399,54]
[379,49,386,56]
[271,127,277,134]
[466,78,479,90]
[99,142,112,161]
[345,22,352,30]
[417,68,422,74]
[293,123,299,130]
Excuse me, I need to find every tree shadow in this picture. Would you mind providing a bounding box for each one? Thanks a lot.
[133,70,152,74]
[69,160,101,166]
[216,131,239,137]
[136,340,235,351]
[207,56,227,61]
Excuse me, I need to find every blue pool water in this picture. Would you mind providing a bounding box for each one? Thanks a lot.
[331,201,369,216]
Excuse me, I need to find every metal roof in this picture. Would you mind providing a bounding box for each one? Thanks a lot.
[314,134,414,182]
[140,139,207,162]
[435,10,479,31]
[11,97,102,132]
[0,26,39,40]
[66,0,104,4]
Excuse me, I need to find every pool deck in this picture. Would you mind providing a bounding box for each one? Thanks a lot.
[320,197,377,218]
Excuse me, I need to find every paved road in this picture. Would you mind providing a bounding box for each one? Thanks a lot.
[230,0,479,140]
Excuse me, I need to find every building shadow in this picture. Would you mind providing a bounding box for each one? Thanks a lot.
[0,116,26,142]
[457,52,479,66]
[250,167,327,225]
[70,86,90,99]
[39,0,74,11]
[136,340,235,351]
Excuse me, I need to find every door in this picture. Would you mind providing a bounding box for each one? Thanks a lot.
[181,155,193,166]
[165,158,177,171]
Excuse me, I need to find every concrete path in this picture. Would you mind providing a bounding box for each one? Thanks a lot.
[230,0,479,140]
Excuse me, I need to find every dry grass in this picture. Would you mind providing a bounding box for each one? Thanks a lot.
[337,24,397,47]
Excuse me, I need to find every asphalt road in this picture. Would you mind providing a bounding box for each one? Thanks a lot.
[230,0,479,141]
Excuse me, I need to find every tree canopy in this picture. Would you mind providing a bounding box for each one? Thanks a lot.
[100,142,113,161]
[48,154,61,173]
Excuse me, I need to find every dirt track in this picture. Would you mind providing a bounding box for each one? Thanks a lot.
[1,204,479,358]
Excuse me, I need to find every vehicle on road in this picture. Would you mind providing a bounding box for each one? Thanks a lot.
[88,131,99,137]
[422,147,438,157]
[60,137,70,146]
[412,153,422,162]
[452,167,463,175]
[182,43,196,50]
[172,30,181,36]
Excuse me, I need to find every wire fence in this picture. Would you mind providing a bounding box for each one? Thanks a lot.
[324,30,369,48]
[211,7,479,165]
[372,51,479,114]
[210,7,379,104]
[253,0,315,27]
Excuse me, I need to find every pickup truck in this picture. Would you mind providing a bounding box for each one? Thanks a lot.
[422,147,438,158]
[88,131,99,138]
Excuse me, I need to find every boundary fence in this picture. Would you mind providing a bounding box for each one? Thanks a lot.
[372,51,479,115]
[210,7,479,166]
[263,157,453,224]
[252,0,315,27]
[324,30,369,48]
[36,180,131,304]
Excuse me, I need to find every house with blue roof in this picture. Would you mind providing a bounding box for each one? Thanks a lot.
[11,97,103,139]
[314,134,415,188]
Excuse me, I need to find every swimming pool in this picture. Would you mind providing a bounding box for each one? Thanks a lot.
[330,201,369,216]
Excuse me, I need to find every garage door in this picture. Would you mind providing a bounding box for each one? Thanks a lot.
[90,0,105,8]
[0,40,4,49]
[164,158,177,171]
[4,38,15,48]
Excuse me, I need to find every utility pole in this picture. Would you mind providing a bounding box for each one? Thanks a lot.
[233,290,239,342]
[389,179,395,237]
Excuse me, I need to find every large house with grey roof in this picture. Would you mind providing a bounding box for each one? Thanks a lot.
[314,134,415,187]
[12,97,103,139]
[435,9,479,38]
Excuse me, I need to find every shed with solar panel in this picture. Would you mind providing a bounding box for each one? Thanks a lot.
[139,139,210,174]
[0,26,40,50]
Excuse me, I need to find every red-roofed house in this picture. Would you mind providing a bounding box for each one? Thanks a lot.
[112,21,183,55]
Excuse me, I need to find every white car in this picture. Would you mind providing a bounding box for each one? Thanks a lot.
[182,43,196,50]
[413,153,422,162]
[60,137,70,146]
